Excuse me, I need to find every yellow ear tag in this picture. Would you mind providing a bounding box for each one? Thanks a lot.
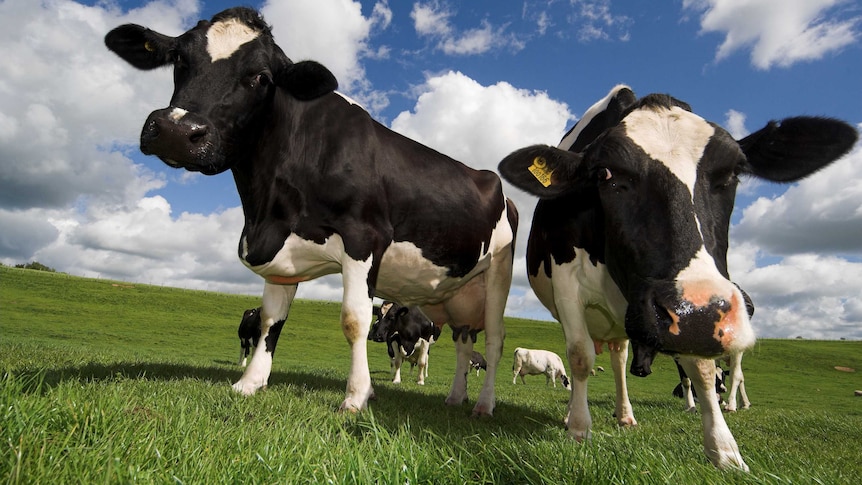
[144,41,155,52]
[527,156,554,187]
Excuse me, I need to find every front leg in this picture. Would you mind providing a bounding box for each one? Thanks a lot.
[678,356,749,471]
[557,300,595,441]
[233,282,296,395]
[609,340,637,426]
[338,257,375,413]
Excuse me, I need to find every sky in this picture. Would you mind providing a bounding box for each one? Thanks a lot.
[0,0,860,340]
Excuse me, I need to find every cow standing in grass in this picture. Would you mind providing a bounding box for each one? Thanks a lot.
[105,7,518,417]
[499,84,856,469]
[513,347,571,390]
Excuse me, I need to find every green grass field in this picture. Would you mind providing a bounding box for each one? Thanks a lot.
[2,266,861,484]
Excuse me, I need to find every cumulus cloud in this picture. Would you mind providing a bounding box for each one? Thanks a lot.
[261,0,392,111]
[411,2,523,55]
[683,0,860,69]
[734,141,862,255]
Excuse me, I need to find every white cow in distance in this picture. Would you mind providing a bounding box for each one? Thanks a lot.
[513,347,571,390]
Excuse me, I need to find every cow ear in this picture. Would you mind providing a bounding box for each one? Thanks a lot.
[738,117,858,182]
[277,60,338,101]
[395,307,410,318]
[498,144,586,198]
[105,24,174,70]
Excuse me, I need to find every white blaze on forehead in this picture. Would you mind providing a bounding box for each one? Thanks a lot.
[206,18,261,62]
[623,107,715,198]
[169,108,187,121]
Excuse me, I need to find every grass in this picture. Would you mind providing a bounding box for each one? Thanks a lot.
[1,265,861,483]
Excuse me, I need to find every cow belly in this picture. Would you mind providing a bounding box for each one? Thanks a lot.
[243,233,345,281]
[375,240,492,305]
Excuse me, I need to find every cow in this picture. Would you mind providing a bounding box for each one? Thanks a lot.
[238,307,262,367]
[498,84,857,470]
[104,6,518,417]
[673,359,727,412]
[513,347,571,389]
[369,301,441,385]
[470,351,487,376]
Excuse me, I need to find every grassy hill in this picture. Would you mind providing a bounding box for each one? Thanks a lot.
[1,266,861,483]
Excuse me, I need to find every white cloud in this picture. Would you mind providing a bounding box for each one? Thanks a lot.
[734,141,862,254]
[411,2,522,55]
[683,0,860,69]
[261,0,392,111]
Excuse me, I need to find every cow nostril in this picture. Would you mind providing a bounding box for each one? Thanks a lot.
[189,125,208,145]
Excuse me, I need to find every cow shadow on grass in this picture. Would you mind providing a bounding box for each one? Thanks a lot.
[14,359,594,441]
[14,359,678,444]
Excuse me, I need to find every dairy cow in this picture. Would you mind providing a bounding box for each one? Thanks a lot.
[105,7,518,416]
[499,85,857,469]
[369,301,441,385]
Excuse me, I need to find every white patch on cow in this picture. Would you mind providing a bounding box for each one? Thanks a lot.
[242,233,345,282]
[559,84,631,151]
[375,203,513,306]
[335,91,364,108]
[169,107,188,121]
[623,107,715,199]
[206,18,260,62]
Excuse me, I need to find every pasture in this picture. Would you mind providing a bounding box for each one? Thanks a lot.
[1,266,861,484]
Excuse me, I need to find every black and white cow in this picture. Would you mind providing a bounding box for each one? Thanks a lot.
[673,359,727,411]
[105,7,518,416]
[470,351,487,376]
[238,307,262,367]
[369,301,441,385]
[499,85,857,469]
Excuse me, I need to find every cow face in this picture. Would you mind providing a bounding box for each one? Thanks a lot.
[499,87,857,358]
[105,7,337,175]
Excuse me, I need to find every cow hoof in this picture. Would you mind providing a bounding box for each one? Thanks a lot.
[684,406,697,413]
[617,416,638,428]
[567,429,591,442]
[471,405,493,418]
[337,401,364,414]
[232,380,263,396]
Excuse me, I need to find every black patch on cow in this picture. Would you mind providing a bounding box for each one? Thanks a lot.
[264,319,286,355]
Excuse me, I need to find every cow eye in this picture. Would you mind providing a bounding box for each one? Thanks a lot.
[250,72,272,89]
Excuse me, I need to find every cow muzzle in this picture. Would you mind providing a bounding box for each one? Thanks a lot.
[140,107,222,174]
[630,279,756,358]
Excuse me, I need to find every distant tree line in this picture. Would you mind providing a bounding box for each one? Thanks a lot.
[7,261,57,272]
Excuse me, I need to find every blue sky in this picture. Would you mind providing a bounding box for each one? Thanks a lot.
[1,0,860,339]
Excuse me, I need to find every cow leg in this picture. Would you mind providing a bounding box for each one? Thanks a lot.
[338,258,375,413]
[724,352,749,411]
[473,249,512,418]
[557,302,595,441]
[678,356,748,471]
[609,341,637,427]
[445,335,472,406]
[233,282,296,395]
[391,343,403,384]
[416,344,429,385]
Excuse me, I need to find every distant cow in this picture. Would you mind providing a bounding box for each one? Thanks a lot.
[105,6,518,417]
[673,359,727,412]
[470,351,487,376]
[499,84,856,469]
[238,307,261,367]
[369,301,441,385]
[719,352,750,412]
[512,347,571,390]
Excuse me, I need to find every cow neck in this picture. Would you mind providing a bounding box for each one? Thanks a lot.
[229,89,311,266]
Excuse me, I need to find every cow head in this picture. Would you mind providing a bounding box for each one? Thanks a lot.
[104,7,337,175]
[499,85,857,358]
